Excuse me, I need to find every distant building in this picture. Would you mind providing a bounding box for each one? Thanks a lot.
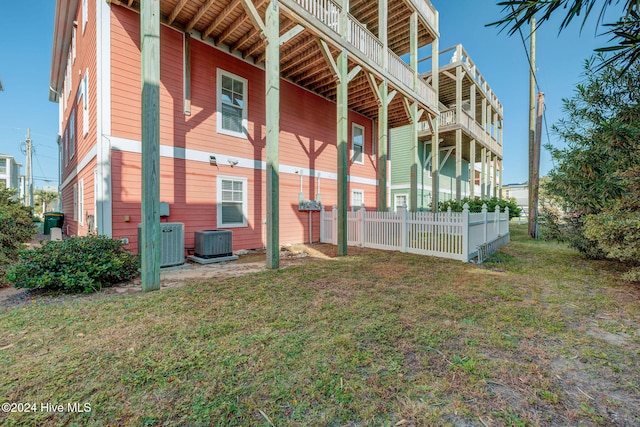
[0,153,21,192]
[502,182,528,216]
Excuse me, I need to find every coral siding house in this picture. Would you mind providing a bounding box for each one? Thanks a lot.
[49,0,441,254]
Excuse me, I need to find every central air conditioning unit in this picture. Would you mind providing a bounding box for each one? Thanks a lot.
[194,230,233,258]
[138,223,185,267]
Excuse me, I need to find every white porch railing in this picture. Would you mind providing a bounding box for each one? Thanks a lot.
[289,0,438,114]
[418,109,501,156]
[321,203,510,262]
[348,15,384,66]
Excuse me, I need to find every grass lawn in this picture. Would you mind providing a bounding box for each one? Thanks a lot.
[1,224,639,426]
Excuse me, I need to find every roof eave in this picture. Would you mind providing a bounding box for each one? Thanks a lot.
[49,0,79,103]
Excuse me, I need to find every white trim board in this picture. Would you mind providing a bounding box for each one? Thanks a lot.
[109,135,380,187]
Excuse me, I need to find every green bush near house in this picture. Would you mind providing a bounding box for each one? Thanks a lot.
[0,188,37,287]
[8,235,140,293]
[438,196,521,219]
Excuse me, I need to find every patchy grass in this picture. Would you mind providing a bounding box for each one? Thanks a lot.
[1,224,639,426]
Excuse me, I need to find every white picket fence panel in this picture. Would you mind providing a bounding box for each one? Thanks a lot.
[320,203,510,262]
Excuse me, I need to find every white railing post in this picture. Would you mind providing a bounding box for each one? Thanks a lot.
[332,204,337,245]
[361,203,366,248]
[401,202,408,252]
[320,205,325,242]
[504,207,509,235]
[482,203,488,244]
[494,205,500,238]
[462,203,470,261]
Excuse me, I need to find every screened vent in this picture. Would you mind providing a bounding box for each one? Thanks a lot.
[138,223,185,267]
[194,230,233,259]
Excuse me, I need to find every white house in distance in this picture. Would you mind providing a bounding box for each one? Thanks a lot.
[0,153,21,192]
[501,182,528,216]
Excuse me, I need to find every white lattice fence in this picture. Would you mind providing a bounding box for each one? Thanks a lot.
[320,203,510,263]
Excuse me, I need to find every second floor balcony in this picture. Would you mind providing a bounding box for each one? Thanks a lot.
[151,0,440,125]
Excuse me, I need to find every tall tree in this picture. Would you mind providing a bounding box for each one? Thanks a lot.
[490,0,640,71]
[544,58,640,278]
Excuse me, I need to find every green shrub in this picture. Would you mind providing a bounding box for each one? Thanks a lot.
[438,197,522,219]
[584,209,640,267]
[1,188,37,287]
[538,206,567,242]
[8,235,140,293]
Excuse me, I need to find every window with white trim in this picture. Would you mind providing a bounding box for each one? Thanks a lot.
[424,142,432,177]
[72,27,76,62]
[0,159,6,174]
[82,69,89,136]
[351,123,364,164]
[216,69,247,138]
[73,184,78,221]
[78,179,84,226]
[351,189,364,211]
[64,127,69,167]
[395,194,408,212]
[82,0,88,34]
[69,111,76,159]
[217,176,248,228]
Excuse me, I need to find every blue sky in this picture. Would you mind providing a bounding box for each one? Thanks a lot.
[0,1,618,189]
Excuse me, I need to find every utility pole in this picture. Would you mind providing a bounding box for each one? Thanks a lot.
[528,16,538,239]
[25,129,33,209]
[532,92,544,235]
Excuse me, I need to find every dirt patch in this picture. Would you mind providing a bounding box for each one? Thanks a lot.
[0,244,336,309]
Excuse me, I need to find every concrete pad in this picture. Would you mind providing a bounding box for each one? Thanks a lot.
[187,255,239,265]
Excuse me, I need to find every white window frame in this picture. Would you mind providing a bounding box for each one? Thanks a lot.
[217,176,248,228]
[395,194,408,212]
[423,142,432,177]
[351,123,365,165]
[69,110,76,159]
[82,69,89,136]
[351,189,364,211]
[73,184,78,221]
[78,179,84,226]
[64,127,69,167]
[72,27,76,62]
[216,69,248,139]
[82,0,88,34]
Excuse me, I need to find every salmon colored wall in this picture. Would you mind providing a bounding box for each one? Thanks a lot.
[109,5,379,252]
[59,0,99,235]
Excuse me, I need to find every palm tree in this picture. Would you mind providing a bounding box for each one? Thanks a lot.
[38,191,59,214]
[490,0,640,72]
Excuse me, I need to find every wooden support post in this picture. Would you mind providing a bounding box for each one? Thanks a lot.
[141,0,161,292]
[480,147,486,199]
[498,158,503,199]
[430,37,439,212]
[336,50,348,256]
[409,12,418,212]
[184,32,191,115]
[455,64,462,203]
[491,155,498,197]
[265,0,280,268]
[469,140,476,198]
[469,84,476,200]
[377,81,388,211]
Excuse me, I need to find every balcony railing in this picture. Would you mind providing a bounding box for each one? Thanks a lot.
[289,0,438,113]
[418,109,501,155]
[348,14,383,66]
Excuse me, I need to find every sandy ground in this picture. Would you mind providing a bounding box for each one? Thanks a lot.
[0,243,337,309]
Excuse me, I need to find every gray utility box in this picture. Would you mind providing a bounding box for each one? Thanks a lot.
[194,230,233,259]
[138,223,185,267]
